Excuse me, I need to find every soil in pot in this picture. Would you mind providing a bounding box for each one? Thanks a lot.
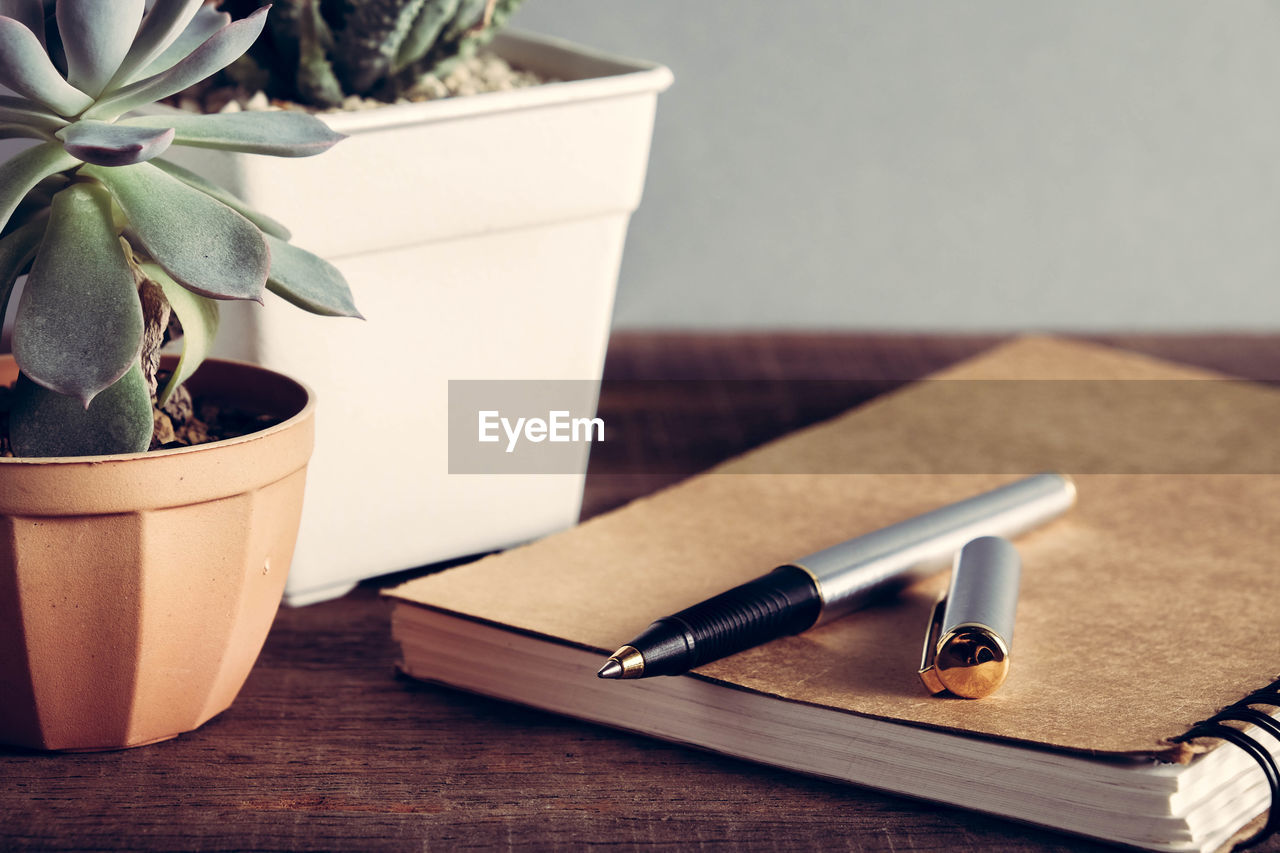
[0,373,284,457]
[176,51,552,115]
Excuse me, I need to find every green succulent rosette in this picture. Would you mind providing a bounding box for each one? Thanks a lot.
[0,0,359,457]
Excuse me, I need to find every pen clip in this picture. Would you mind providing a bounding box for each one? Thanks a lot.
[918,594,948,695]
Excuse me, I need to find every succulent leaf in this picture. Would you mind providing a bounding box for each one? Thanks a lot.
[83,6,269,121]
[441,0,488,41]
[0,123,54,141]
[123,111,344,157]
[0,212,47,321]
[9,363,154,457]
[0,142,80,234]
[291,0,345,107]
[108,0,204,87]
[13,183,144,406]
[235,0,344,107]
[56,0,146,97]
[0,16,93,115]
[150,156,290,239]
[332,0,428,94]
[81,161,269,302]
[57,119,175,166]
[135,3,231,80]
[0,95,69,133]
[0,0,44,45]
[2,173,67,239]
[141,260,218,406]
[264,233,361,318]
[393,0,458,73]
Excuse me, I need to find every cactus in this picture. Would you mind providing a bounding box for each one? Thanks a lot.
[219,0,526,109]
[0,0,359,458]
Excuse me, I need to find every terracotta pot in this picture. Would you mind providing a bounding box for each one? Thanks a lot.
[0,356,314,751]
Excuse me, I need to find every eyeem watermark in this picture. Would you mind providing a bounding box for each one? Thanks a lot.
[452,378,1280,475]
[478,410,604,453]
[449,380,604,474]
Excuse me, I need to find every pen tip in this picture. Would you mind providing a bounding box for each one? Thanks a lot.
[597,659,624,679]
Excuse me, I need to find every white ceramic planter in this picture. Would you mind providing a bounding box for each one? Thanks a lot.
[159,32,672,605]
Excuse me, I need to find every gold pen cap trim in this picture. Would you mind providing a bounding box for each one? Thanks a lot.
[607,645,645,679]
[919,615,1011,699]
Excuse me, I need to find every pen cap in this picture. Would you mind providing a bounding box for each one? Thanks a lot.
[919,536,1021,699]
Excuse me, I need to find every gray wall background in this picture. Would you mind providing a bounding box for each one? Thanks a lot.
[511,1,1280,330]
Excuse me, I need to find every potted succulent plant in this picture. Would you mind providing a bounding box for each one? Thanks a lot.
[0,0,358,750]
[156,1,673,605]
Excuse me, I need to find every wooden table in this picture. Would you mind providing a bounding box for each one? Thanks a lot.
[3,333,1278,852]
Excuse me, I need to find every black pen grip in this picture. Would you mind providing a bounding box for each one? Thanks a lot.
[635,565,822,676]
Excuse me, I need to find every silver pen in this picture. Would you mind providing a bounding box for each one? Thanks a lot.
[598,472,1075,679]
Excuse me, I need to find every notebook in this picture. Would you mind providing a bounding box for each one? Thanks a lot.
[386,337,1280,852]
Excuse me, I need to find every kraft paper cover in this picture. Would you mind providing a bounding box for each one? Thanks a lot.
[389,337,1280,758]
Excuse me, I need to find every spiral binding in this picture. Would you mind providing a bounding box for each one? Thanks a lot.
[1172,682,1280,849]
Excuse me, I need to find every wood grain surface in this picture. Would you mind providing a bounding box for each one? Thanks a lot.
[2,333,1277,852]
